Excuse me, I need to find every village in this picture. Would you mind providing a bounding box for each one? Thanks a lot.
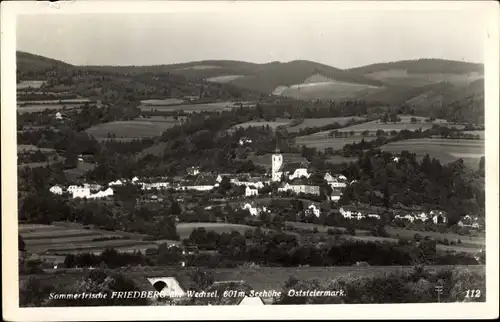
[46,147,480,229]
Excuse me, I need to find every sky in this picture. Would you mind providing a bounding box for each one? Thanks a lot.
[16,7,487,69]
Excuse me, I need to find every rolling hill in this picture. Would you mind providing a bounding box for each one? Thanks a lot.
[348,58,484,87]
[17,52,485,123]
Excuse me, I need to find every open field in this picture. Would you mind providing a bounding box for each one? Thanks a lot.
[295,135,378,151]
[17,80,46,89]
[336,116,463,133]
[364,69,483,87]
[385,226,485,247]
[231,118,292,130]
[139,101,237,113]
[287,117,367,133]
[140,99,185,106]
[273,80,381,101]
[19,223,174,255]
[176,222,262,240]
[17,105,83,114]
[17,145,56,153]
[463,130,485,139]
[206,75,246,83]
[85,119,179,139]
[380,138,484,168]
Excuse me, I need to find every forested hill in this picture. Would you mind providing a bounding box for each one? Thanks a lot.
[348,58,484,75]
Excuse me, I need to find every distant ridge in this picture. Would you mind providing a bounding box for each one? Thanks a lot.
[348,58,484,75]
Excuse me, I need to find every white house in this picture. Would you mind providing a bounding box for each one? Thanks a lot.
[367,213,381,220]
[131,176,139,183]
[71,187,91,199]
[241,202,269,217]
[49,185,63,195]
[55,112,63,120]
[109,180,123,186]
[288,167,311,181]
[245,185,259,197]
[432,213,448,224]
[330,190,342,202]
[305,204,321,218]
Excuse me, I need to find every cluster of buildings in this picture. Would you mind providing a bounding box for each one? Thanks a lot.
[338,206,449,224]
[339,207,381,220]
[393,210,448,224]
[458,215,483,229]
[49,183,114,199]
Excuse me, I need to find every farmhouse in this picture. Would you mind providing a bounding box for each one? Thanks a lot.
[245,185,259,197]
[305,204,321,217]
[241,202,269,216]
[458,215,482,229]
[330,190,342,202]
[49,185,63,195]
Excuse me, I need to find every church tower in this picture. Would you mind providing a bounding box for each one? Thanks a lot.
[272,146,283,182]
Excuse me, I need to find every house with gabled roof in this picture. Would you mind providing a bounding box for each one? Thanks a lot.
[180,175,217,191]
[245,185,259,197]
[49,185,63,195]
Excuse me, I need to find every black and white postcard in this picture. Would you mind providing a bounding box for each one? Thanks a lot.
[2,1,499,320]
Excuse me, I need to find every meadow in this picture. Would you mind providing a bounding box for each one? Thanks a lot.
[85,118,179,139]
[385,226,485,248]
[16,104,83,114]
[139,101,237,113]
[336,116,463,133]
[206,75,246,83]
[273,79,381,101]
[17,80,46,89]
[286,117,367,133]
[140,99,185,106]
[380,138,484,169]
[19,223,170,255]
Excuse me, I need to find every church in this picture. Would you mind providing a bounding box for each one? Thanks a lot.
[271,148,311,182]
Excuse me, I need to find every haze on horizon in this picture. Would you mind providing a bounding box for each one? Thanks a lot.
[16,9,486,69]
